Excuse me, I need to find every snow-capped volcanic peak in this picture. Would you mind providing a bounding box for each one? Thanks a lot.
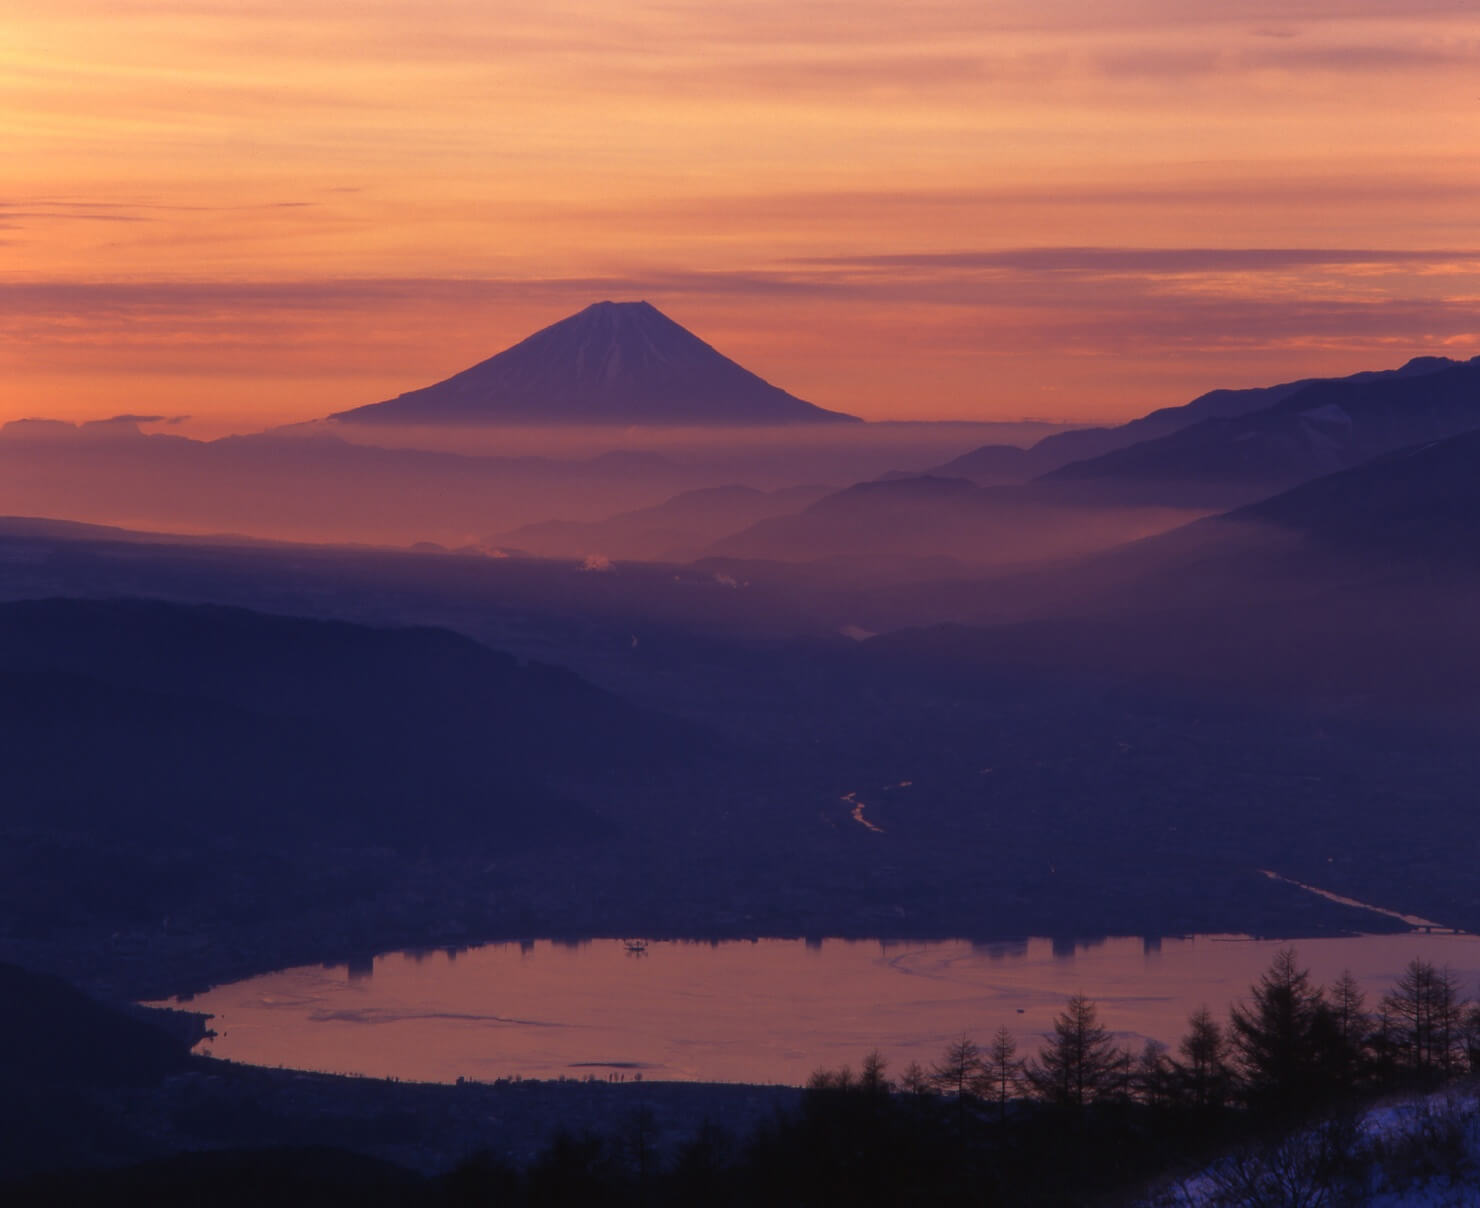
[330,300,860,426]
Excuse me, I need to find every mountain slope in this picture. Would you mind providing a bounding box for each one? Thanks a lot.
[1040,358,1480,506]
[1228,426,1480,563]
[330,300,859,426]
[0,598,698,849]
[930,356,1472,483]
[865,427,1480,710]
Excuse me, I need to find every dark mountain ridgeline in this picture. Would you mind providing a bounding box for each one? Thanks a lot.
[582,352,1480,572]
[928,355,1472,484]
[1040,356,1480,506]
[865,423,1480,711]
[0,962,193,1088]
[0,598,695,850]
[1230,426,1480,564]
[329,300,860,426]
[0,963,204,1183]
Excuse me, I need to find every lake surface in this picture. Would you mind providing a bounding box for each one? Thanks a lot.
[160,932,1480,1087]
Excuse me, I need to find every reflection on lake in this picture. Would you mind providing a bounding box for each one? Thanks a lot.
[159,933,1480,1087]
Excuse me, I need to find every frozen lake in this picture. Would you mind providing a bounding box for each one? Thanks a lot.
[159,931,1480,1086]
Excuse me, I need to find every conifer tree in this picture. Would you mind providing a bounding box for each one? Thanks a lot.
[1026,995,1126,1108]
[980,1026,1021,1121]
[1229,948,1328,1112]
[1170,1005,1233,1110]
[1381,958,1466,1078]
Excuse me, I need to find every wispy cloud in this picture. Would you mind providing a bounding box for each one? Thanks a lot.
[796,247,1480,274]
[4,247,1476,380]
[8,1,1480,422]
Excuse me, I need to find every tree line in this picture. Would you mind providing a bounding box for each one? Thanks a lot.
[40,949,1472,1206]
[811,949,1480,1122]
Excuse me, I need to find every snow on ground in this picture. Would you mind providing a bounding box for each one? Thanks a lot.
[1141,1087,1480,1206]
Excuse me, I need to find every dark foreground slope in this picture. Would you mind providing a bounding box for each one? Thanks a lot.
[0,962,195,1089]
[0,962,198,1179]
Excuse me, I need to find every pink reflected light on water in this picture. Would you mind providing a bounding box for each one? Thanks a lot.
[161,933,1480,1087]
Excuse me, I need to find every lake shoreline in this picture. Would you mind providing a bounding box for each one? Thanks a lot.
[161,932,1480,1089]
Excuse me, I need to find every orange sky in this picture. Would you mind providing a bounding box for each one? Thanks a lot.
[4,1,1479,430]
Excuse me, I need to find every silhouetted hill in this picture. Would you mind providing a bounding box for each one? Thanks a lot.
[0,599,694,849]
[865,428,1480,711]
[734,359,1479,569]
[931,356,1472,483]
[1229,427,1480,565]
[1041,357,1480,506]
[0,962,190,1088]
[330,300,859,426]
[0,964,204,1183]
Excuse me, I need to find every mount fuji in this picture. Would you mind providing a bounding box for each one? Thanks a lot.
[330,300,860,426]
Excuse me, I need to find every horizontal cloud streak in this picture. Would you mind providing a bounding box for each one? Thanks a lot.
[9,1,1480,423]
[5,250,1475,377]
[7,243,1474,320]
[797,247,1480,274]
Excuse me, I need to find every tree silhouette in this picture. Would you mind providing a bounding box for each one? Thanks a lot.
[981,1026,1021,1121]
[859,1049,891,1096]
[1229,948,1331,1113]
[931,1034,983,1103]
[932,1034,985,1137]
[1025,994,1126,1108]
[1135,1039,1173,1109]
[899,1059,931,1096]
[1381,958,1466,1079]
[1169,1005,1233,1110]
[1326,969,1369,1090]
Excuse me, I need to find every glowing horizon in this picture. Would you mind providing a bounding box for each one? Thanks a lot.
[5,1,1479,429]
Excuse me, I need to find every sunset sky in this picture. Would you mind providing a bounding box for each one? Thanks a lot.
[4,0,1479,431]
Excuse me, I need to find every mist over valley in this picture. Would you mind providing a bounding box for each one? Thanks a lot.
[8,303,1480,1204]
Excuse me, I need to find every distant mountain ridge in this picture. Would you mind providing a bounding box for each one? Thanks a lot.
[699,352,1480,570]
[331,300,860,426]
[1226,425,1480,564]
[861,423,1480,711]
[930,355,1474,483]
[1043,356,1480,505]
